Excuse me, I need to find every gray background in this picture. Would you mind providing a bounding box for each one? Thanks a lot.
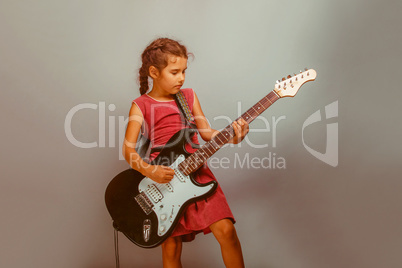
[1,0,401,267]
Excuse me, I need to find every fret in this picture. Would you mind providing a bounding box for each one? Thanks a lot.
[244,111,257,122]
[205,142,215,154]
[242,111,253,123]
[215,134,225,145]
[251,106,258,114]
[264,97,272,105]
[222,130,232,140]
[182,159,190,169]
[211,140,220,150]
[218,131,230,144]
[257,101,265,109]
[185,160,193,171]
[203,144,213,155]
[178,162,188,174]
[189,158,197,169]
[196,150,207,162]
[190,156,199,167]
[194,151,206,164]
[178,90,280,175]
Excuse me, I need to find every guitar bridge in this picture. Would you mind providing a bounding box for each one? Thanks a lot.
[135,192,153,215]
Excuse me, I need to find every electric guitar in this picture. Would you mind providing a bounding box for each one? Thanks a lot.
[105,69,317,248]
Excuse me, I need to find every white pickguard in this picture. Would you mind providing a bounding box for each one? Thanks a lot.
[138,155,214,236]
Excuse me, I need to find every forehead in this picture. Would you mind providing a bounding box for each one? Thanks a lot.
[165,55,187,68]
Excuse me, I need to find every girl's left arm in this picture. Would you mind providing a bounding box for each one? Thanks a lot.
[192,91,249,144]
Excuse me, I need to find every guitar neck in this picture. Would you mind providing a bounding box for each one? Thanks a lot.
[178,90,280,175]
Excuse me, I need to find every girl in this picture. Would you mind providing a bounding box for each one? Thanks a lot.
[123,37,249,268]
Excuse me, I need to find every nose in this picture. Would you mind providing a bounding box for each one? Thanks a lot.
[179,72,185,82]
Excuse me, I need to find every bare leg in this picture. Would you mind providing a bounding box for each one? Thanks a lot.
[161,236,183,268]
[210,219,245,268]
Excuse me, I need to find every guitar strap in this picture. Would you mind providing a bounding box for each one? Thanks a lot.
[174,90,197,129]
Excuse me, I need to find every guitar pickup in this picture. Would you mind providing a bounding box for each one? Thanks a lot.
[146,184,163,203]
[175,169,186,182]
[165,182,173,192]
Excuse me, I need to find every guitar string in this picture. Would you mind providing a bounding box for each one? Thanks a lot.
[180,93,275,174]
[150,91,279,201]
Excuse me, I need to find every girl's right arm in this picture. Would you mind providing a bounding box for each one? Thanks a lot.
[123,103,175,183]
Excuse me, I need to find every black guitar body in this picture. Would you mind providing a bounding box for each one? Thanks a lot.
[105,128,218,248]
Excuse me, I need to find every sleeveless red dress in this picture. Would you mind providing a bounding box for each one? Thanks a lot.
[133,88,235,242]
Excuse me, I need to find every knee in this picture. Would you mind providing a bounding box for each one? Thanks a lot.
[161,237,182,259]
[212,220,239,244]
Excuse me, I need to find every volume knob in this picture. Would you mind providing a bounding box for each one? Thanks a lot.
[161,214,167,221]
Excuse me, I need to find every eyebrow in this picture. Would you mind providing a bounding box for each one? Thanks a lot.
[170,67,187,71]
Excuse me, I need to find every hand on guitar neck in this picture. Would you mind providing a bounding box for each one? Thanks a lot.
[228,118,249,144]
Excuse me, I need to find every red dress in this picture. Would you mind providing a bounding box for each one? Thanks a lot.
[133,88,235,242]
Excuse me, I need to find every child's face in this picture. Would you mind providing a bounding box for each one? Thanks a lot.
[154,55,187,95]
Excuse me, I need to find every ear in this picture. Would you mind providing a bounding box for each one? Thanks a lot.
[149,66,159,79]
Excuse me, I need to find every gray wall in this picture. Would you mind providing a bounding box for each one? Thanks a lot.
[1,0,401,267]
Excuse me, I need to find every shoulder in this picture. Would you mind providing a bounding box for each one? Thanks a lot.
[132,94,151,114]
[132,94,148,105]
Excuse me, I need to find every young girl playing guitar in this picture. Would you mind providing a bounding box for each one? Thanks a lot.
[123,37,249,268]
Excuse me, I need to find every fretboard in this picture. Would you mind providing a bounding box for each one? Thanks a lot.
[178,90,280,175]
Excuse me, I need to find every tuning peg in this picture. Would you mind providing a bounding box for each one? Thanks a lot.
[304,67,308,71]
[282,77,286,81]
[287,75,292,79]
[300,70,303,73]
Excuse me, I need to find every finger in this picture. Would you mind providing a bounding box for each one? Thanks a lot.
[162,166,175,172]
[239,119,248,128]
[166,171,175,177]
[235,121,242,130]
[240,120,248,133]
[162,178,172,183]
[237,122,243,134]
[232,122,239,136]
[241,118,249,128]
[243,123,249,133]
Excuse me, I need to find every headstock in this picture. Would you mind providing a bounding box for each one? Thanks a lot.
[274,68,317,98]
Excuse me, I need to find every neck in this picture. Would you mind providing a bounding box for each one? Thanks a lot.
[148,88,175,101]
